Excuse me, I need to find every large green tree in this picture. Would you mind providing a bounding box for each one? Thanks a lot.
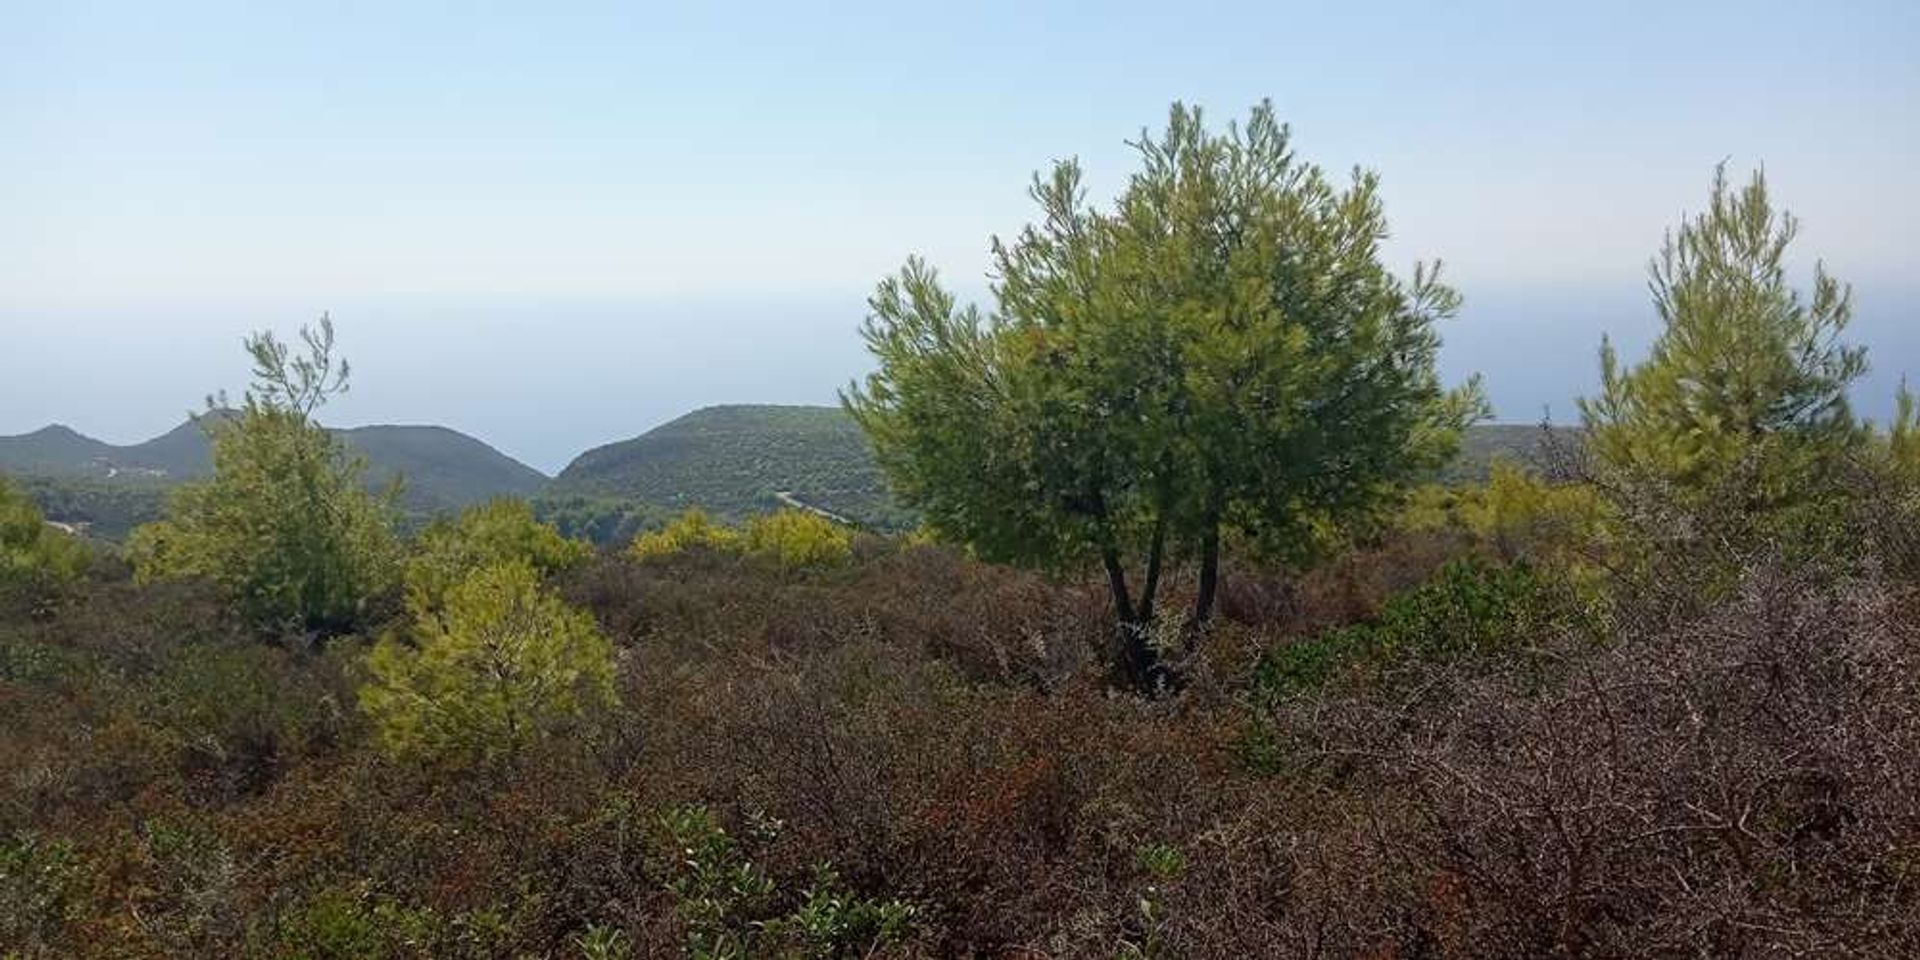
[1579,165,1867,510]
[846,101,1482,689]
[130,315,399,635]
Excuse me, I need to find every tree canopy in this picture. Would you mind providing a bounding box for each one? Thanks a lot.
[129,316,399,636]
[0,477,88,597]
[847,101,1482,689]
[1580,165,1867,509]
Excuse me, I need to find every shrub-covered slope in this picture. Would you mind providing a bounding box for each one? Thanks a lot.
[550,404,914,529]
[552,405,1557,533]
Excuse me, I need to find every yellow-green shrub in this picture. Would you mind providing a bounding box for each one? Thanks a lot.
[404,498,590,617]
[1460,460,1612,568]
[360,561,616,767]
[629,507,853,570]
[1,478,88,591]
[1395,483,1466,535]
[628,508,741,561]
[741,509,853,569]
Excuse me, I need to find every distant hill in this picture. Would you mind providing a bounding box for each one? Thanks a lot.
[1445,422,1582,483]
[0,425,117,476]
[549,405,914,529]
[123,416,226,477]
[0,417,548,534]
[341,425,548,514]
[550,404,1568,534]
[6,406,1575,542]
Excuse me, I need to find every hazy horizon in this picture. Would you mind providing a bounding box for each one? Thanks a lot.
[6,1,1915,472]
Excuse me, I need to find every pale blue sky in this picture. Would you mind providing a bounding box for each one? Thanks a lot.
[4,1,1916,471]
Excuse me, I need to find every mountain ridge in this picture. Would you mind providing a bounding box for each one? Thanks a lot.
[1,417,549,531]
[6,406,1567,541]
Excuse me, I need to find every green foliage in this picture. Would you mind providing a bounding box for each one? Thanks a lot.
[146,643,299,761]
[1874,384,1920,481]
[630,507,743,560]
[658,805,916,960]
[360,560,617,767]
[631,508,853,570]
[535,494,662,548]
[1120,843,1185,960]
[129,318,399,635]
[4,472,169,541]
[1464,461,1611,560]
[741,510,853,569]
[1254,558,1554,701]
[1580,165,1866,510]
[263,884,517,960]
[760,865,918,958]
[846,100,1483,685]
[404,498,591,617]
[1403,460,1613,575]
[574,924,634,960]
[0,477,88,595]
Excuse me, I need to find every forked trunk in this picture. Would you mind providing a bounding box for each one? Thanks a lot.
[1101,546,1161,690]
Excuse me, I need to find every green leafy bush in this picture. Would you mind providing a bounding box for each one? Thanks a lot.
[628,507,741,561]
[1400,460,1613,598]
[404,498,591,617]
[1254,558,1554,701]
[129,320,399,635]
[360,561,617,767]
[261,883,518,960]
[741,510,852,570]
[630,508,852,570]
[658,804,916,959]
[1,477,89,597]
[1461,461,1611,565]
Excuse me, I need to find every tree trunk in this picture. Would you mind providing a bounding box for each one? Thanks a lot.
[1139,514,1167,624]
[1191,515,1221,641]
[1101,547,1159,690]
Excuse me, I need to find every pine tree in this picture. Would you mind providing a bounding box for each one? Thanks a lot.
[847,101,1482,690]
[129,316,399,635]
[1579,165,1866,509]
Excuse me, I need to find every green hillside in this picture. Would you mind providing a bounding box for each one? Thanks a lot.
[6,408,1572,542]
[342,425,548,514]
[5,474,171,541]
[550,405,1565,536]
[0,425,117,475]
[122,416,226,477]
[1,418,548,536]
[1444,422,1581,482]
[549,404,915,530]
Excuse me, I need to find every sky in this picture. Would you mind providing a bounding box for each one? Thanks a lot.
[3,1,1916,473]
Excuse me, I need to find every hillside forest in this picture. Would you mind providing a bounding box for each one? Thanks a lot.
[4,102,1919,958]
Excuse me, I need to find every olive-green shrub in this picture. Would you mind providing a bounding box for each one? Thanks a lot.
[360,561,616,767]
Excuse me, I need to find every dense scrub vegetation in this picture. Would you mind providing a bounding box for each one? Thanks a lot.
[3,104,1917,957]
[6,477,1919,956]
